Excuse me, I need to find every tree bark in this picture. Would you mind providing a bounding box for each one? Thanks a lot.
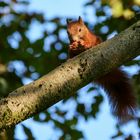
[0,20,140,131]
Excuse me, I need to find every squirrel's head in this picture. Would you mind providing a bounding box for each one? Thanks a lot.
[66,16,88,42]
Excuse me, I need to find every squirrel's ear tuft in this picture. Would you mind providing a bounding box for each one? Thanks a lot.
[66,18,71,24]
[78,16,84,24]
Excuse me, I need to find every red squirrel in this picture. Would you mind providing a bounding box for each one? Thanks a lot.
[66,16,136,122]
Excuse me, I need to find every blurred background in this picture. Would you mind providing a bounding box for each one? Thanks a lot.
[0,0,140,140]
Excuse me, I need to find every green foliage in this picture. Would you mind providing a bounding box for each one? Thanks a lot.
[0,0,140,140]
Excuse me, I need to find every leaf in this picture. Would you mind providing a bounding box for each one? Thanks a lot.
[91,95,103,118]
[65,117,78,126]
[87,86,96,93]
[96,10,106,16]
[0,2,8,7]
[84,0,96,6]
[22,125,35,140]
[124,60,140,66]
[111,130,123,139]
[77,103,86,114]
[138,118,140,128]
[69,129,83,139]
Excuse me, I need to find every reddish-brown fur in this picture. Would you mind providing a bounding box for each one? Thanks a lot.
[67,17,136,121]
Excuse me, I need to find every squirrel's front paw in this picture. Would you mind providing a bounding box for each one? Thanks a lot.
[79,40,89,48]
[69,41,78,49]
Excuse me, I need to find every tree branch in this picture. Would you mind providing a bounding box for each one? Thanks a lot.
[0,20,140,131]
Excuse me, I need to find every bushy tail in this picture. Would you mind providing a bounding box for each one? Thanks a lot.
[96,69,136,122]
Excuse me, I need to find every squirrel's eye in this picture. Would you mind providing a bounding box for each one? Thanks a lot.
[79,28,81,32]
